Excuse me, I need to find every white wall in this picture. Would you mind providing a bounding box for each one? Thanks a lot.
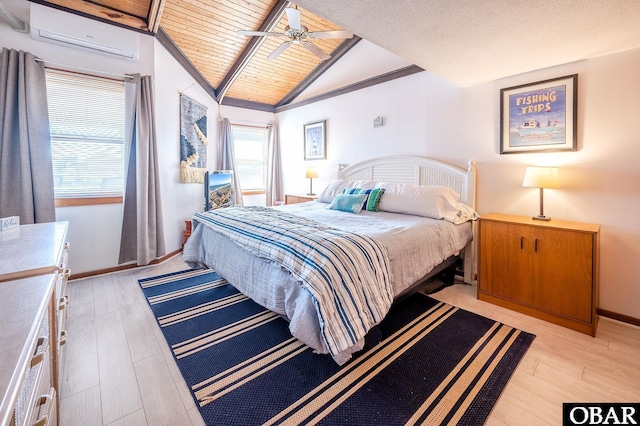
[294,40,413,102]
[153,39,220,258]
[278,70,463,194]
[277,48,640,320]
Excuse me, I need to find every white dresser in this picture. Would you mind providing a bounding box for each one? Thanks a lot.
[0,222,70,426]
[0,275,57,426]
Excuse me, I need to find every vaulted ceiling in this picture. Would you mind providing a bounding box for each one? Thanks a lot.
[27,0,360,111]
[22,0,640,111]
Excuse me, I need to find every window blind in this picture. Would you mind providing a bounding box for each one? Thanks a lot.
[45,69,125,198]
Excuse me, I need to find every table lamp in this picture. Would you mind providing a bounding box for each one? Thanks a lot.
[305,168,319,196]
[522,166,560,221]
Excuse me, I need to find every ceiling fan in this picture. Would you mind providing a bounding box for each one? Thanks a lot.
[237,7,353,61]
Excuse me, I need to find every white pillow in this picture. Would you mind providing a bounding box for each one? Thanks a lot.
[375,182,477,224]
[317,180,350,203]
[317,179,380,203]
[350,179,380,190]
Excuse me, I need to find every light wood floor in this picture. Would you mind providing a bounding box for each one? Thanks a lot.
[59,254,640,425]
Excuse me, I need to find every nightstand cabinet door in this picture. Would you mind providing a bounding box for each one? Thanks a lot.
[478,214,599,336]
[479,220,530,304]
[528,226,594,323]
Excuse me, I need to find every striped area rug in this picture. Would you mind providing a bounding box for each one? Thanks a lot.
[139,269,535,425]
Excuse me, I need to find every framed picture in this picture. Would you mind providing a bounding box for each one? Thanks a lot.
[304,120,326,160]
[500,74,578,154]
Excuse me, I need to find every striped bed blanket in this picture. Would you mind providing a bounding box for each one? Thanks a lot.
[192,207,392,357]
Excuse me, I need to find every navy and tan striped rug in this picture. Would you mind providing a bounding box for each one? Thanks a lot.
[139,269,535,425]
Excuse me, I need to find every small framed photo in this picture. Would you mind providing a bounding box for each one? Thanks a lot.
[500,74,578,154]
[304,120,326,160]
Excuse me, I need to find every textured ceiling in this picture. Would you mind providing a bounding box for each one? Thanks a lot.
[292,0,640,86]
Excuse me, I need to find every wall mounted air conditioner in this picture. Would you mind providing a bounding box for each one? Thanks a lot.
[30,3,139,60]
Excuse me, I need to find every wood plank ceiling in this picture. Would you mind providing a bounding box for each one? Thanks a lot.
[29,0,359,110]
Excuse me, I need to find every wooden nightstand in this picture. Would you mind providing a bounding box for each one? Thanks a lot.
[477,213,600,335]
[285,194,318,204]
[182,219,192,249]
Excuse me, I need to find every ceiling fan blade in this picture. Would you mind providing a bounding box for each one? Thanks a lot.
[285,7,301,30]
[237,30,283,37]
[308,30,353,39]
[302,41,330,60]
[268,41,292,60]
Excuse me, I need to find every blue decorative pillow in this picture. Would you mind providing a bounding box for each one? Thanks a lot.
[329,193,368,213]
[342,187,365,195]
[341,187,386,212]
[362,188,385,211]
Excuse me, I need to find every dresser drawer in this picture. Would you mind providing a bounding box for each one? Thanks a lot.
[13,333,51,426]
[30,388,57,426]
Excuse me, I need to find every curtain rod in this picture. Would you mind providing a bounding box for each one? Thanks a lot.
[34,57,134,80]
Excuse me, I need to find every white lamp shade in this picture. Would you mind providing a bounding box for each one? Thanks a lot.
[305,168,319,179]
[522,166,560,189]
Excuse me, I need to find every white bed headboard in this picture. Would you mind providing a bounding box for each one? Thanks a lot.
[337,155,476,209]
[337,155,477,284]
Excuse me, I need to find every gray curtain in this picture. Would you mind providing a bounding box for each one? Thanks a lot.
[0,48,55,223]
[265,123,284,206]
[217,118,243,206]
[119,74,165,265]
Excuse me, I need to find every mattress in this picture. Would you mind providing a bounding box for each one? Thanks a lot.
[183,202,472,364]
[277,202,472,294]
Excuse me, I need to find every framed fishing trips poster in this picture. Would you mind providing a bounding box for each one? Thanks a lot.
[500,74,577,154]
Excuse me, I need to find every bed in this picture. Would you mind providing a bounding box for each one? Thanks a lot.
[183,155,477,365]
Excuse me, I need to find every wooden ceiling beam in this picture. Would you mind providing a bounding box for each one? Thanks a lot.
[216,0,290,104]
[29,0,151,31]
[147,0,166,33]
[156,27,217,99]
[275,65,425,113]
[221,97,275,113]
[275,36,362,107]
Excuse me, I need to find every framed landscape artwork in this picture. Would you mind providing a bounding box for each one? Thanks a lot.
[304,120,326,160]
[500,74,578,154]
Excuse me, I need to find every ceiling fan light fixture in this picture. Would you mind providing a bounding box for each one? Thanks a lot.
[238,7,352,61]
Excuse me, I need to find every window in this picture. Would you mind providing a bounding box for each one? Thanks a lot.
[232,125,268,193]
[45,69,125,203]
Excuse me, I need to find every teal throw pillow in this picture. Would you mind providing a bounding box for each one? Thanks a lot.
[341,187,386,212]
[329,193,368,213]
